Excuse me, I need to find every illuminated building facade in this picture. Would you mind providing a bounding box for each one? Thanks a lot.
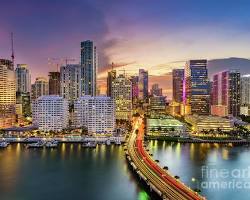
[60,64,84,102]
[240,74,250,116]
[150,84,162,96]
[32,95,69,131]
[130,76,139,106]
[15,64,31,93]
[111,74,132,120]
[172,69,184,103]
[81,40,97,96]
[184,60,210,115]
[185,115,233,133]
[149,96,166,114]
[107,69,116,97]
[74,96,115,135]
[0,59,16,128]
[31,77,49,101]
[211,70,241,117]
[49,71,60,95]
[138,69,148,102]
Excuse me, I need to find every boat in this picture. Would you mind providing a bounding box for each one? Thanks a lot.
[0,141,9,148]
[45,140,58,148]
[82,141,97,148]
[27,140,46,148]
[106,140,111,145]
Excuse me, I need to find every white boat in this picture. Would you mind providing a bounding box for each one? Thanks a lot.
[82,141,97,148]
[45,140,58,148]
[27,140,45,148]
[106,140,111,145]
[0,141,9,148]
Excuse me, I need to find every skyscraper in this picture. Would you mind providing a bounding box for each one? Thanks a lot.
[107,69,116,97]
[0,59,16,128]
[150,83,163,96]
[49,71,60,95]
[241,74,250,106]
[184,60,210,115]
[138,69,148,101]
[81,40,97,96]
[15,64,31,93]
[31,77,49,101]
[130,76,139,106]
[112,74,132,120]
[60,64,84,102]
[211,70,241,117]
[172,69,184,103]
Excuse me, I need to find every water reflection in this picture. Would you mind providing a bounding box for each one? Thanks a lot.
[148,141,250,200]
[0,144,150,200]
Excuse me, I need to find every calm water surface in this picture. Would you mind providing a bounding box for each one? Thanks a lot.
[1,142,250,200]
[0,144,150,200]
[148,141,250,200]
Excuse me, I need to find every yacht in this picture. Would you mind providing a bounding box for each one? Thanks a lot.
[82,141,97,148]
[0,141,9,148]
[45,140,58,148]
[27,140,46,148]
[106,140,111,145]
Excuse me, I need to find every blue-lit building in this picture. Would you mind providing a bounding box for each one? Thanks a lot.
[184,59,210,115]
[80,40,97,96]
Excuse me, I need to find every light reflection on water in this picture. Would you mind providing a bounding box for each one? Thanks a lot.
[148,141,250,200]
[0,144,150,200]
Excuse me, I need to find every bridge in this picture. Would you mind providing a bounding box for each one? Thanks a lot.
[125,117,206,200]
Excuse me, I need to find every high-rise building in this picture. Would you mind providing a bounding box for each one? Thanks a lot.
[149,96,166,114]
[81,40,97,96]
[16,92,31,118]
[74,96,115,135]
[112,74,132,120]
[32,95,69,131]
[211,70,241,117]
[240,74,250,116]
[184,60,210,115]
[241,74,250,106]
[15,64,31,93]
[107,69,116,97]
[130,76,139,106]
[138,69,148,101]
[172,69,184,103]
[150,83,163,96]
[60,64,84,102]
[0,59,16,128]
[49,72,60,95]
[31,77,49,101]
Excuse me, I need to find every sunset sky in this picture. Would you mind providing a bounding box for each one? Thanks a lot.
[1,0,250,97]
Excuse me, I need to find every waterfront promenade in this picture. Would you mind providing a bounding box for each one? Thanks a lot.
[126,117,205,200]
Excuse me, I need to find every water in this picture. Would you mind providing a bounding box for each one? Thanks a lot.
[148,140,250,200]
[2,142,249,200]
[0,144,150,200]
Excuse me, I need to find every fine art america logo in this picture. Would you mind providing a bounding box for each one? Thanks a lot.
[200,165,250,190]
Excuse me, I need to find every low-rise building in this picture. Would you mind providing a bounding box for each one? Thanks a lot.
[32,95,69,131]
[146,115,185,135]
[185,115,233,133]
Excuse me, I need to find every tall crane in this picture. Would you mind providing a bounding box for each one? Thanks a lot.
[48,57,77,72]
[10,32,14,66]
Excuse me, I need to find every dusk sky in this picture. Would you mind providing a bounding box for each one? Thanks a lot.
[1,0,250,96]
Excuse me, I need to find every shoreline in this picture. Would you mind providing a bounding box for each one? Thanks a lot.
[145,135,250,144]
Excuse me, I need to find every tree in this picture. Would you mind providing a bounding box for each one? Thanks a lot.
[81,126,88,135]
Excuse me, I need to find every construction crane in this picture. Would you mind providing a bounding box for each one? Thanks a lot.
[10,32,14,65]
[48,57,77,72]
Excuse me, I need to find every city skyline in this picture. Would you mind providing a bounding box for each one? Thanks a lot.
[2,1,250,97]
